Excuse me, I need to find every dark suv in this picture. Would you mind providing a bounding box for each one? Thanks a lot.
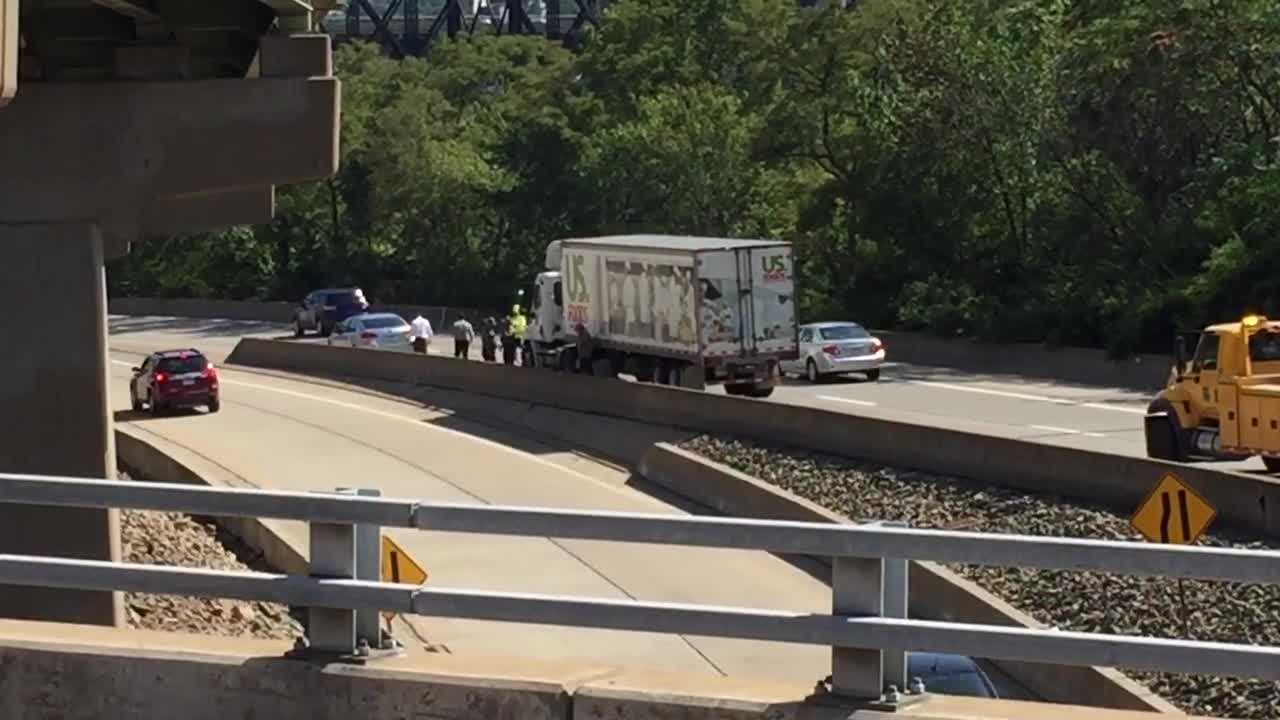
[294,287,369,337]
[130,349,220,415]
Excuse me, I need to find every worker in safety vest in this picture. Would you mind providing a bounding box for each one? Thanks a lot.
[508,304,528,366]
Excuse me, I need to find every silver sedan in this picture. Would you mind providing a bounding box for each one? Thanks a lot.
[782,322,885,383]
[327,313,413,352]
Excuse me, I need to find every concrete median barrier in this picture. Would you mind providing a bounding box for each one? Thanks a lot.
[226,338,1280,540]
[636,443,1177,714]
[109,296,481,328]
[115,426,308,576]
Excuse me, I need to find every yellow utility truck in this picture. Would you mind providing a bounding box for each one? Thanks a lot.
[1146,314,1280,469]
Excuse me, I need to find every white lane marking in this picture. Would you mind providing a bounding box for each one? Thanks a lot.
[110,359,627,492]
[905,379,1147,415]
[1029,424,1107,439]
[817,395,878,408]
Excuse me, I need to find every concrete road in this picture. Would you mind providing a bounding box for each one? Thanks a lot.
[106,317,838,682]
[106,314,1261,472]
[107,313,1045,697]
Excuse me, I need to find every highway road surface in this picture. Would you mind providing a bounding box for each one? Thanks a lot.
[106,313,1264,472]
[106,315,837,681]
[106,314,1041,696]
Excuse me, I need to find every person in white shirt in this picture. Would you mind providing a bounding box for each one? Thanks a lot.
[410,315,434,354]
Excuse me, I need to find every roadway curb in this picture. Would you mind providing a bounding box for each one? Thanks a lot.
[115,425,309,576]
[637,442,1180,715]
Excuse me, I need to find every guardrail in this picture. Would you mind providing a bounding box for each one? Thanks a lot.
[2,472,1279,704]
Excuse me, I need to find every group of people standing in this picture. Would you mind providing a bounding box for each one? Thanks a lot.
[410,306,528,366]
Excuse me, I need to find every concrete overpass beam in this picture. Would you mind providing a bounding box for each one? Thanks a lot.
[0,33,338,626]
[144,187,276,237]
[0,222,123,627]
[0,74,339,232]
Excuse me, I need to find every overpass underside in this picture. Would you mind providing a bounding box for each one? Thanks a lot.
[0,0,340,625]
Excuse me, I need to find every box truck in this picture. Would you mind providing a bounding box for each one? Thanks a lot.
[523,235,798,397]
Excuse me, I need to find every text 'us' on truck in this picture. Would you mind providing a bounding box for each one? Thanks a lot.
[1146,314,1280,470]
[521,235,799,398]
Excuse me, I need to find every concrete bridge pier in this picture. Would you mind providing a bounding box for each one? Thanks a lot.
[0,34,340,625]
[0,223,122,626]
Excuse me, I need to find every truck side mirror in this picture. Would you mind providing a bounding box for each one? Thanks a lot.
[1175,336,1188,379]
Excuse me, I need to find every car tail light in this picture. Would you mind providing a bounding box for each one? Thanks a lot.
[823,344,840,357]
[154,372,168,384]
[203,364,218,386]
[872,338,884,353]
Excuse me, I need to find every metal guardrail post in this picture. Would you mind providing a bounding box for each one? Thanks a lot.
[349,488,383,652]
[307,490,358,654]
[879,522,909,694]
[831,555,884,699]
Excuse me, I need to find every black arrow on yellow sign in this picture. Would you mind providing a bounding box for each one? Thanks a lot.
[1157,489,1193,544]
[1132,472,1217,546]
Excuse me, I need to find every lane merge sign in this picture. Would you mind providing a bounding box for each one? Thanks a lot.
[380,535,428,622]
[1130,472,1217,545]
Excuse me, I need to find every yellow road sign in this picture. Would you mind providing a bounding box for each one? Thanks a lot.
[381,535,427,623]
[382,535,428,585]
[1,0,16,107]
[1131,473,1217,545]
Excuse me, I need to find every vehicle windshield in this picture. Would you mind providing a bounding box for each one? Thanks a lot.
[362,316,407,330]
[818,325,869,341]
[1249,331,1280,363]
[325,290,365,306]
[156,355,208,374]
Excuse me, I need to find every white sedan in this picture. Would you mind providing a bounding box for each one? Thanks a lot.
[782,322,885,383]
[327,313,413,352]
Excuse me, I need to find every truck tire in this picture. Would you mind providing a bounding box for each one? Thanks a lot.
[1145,398,1188,462]
[559,348,578,373]
[1144,412,1186,462]
[677,365,706,390]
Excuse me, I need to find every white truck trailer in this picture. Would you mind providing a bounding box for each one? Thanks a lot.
[523,235,798,397]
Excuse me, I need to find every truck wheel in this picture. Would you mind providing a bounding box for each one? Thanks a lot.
[1144,413,1184,461]
[677,364,706,390]
[635,361,655,383]
[559,348,578,373]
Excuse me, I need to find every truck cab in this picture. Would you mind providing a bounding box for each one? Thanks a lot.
[1146,314,1280,470]
[528,270,563,347]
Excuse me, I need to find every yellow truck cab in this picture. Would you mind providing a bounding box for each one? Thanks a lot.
[1146,314,1280,470]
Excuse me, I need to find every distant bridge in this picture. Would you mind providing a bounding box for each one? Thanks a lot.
[323,0,603,56]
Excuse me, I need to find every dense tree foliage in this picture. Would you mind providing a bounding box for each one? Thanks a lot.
[107,0,1280,355]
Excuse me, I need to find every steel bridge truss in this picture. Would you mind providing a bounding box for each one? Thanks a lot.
[338,0,601,57]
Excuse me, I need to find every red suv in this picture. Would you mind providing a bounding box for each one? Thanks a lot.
[129,349,220,415]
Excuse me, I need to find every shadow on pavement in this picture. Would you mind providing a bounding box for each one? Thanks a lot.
[114,408,207,423]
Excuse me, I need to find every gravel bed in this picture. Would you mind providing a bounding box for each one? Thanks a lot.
[122,508,303,641]
[680,435,1280,719]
